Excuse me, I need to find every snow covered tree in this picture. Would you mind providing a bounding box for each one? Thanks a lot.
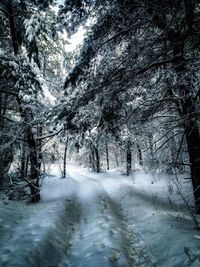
[59,0,200,213]
[0,0,59,201]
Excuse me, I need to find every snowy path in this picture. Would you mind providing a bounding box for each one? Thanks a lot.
[1,164,200,266]
[63,172,154,267]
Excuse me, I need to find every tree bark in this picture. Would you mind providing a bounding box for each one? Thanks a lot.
[89,146,95,171]
[0,93,13,186]
[37,125,43,172]
[172,33,200,213]
[126,140,132,176]
[181,98,200,213]
[94,145,100,173]
[7,2,19,55]
[19,105,40,202]
[63,138,68,178]
[148,133,154,157]
[105,142,109,170]
[137,144,143,166]
[20,143,27,178]
[27,126,40,202]
[89,141,100,173]
[114,150,119,167]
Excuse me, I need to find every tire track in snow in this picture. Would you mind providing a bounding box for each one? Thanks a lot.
[63,176,155,267]
[0,198,82,267]
[0,169,155,267]
[100,195,155,267]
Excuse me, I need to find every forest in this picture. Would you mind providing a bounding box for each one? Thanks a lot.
[1,0,200,266]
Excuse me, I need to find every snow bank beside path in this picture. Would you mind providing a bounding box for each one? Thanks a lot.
[0,173,80,267]
[41,173,78,202]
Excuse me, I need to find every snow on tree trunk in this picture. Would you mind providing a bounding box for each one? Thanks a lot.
[19,104,40,202]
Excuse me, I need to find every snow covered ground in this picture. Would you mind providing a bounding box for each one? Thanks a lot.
[0,162,200,266]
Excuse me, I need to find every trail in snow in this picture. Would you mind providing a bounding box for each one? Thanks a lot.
[0,163,200,266]
[66,165,200,267]
[64,170,154,267]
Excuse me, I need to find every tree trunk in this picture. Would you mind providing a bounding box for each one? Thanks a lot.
[28,127,40,202]
[19,105,40,202]
[63,138,68,178]
[7,2,20,55]
[0,94,13,186]
[172,35,200,213]
[0,106,5,186]
[0,161,4,187]
[25,155,29,177]
[37,125,43,172]
[185,123,200,205]
[20,143,27,178]
[114,150,119,167]
[89,144,95,171]
[94,145,100,173]
[120,148,124,167]
[148,133,154,157]
[105,142,109,170]
[137,144,143,166]
[126,140,132,176]
[182,99,200,214]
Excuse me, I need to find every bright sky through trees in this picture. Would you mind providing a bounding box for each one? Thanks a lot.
[65,26,85,52]
[55,0,85,51]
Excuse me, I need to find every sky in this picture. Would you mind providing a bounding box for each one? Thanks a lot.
[55,0,85,52]
[64,26,85,52]
[58,0,64,4]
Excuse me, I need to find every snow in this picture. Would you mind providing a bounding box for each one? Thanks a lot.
[60,164,200,266]
[63,26,85,52]
[0,162,200,266]
[41,174,78,202]
[24,15,40,43]
[42,85,56,105]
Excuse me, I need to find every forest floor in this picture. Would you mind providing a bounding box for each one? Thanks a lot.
[0,162,200,266]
